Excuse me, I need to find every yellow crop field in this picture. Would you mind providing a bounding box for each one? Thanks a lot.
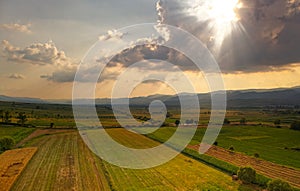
[0,147,37,191]
[11,130,241,190]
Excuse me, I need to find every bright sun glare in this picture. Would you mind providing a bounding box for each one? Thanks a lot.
[208,0,240,23]
[187,0,242,54]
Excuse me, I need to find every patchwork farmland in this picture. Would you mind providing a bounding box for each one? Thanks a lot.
[10,129,240,191]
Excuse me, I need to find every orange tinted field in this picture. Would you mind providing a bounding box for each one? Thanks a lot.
[0,147,37,191]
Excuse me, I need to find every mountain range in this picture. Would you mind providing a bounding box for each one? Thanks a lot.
[1,87,300,108]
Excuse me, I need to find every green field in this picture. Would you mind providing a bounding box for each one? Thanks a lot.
[1,101,300,190]
[0,126,35,143]
[147,125,300,169]
[11,129,242,191]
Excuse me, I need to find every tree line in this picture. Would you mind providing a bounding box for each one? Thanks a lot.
[0,110,27,126]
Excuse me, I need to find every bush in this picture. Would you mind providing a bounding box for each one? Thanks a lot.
[223,118,230,125]
[274,119,281,125]
[267,179,293,191]
[229,146,235,151]
[0,136,15,151]
[254,153,260,158]
[290,121,300,131]
[240,118,246,125]
[238,167,256,184]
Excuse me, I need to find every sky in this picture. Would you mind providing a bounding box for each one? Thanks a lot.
[0,0,300,99]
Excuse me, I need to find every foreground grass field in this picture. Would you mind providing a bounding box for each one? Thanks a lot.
[11,129,241,191]
[147,125,300,169]
[0,127,35,144]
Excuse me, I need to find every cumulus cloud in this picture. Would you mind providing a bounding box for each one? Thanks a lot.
[155,0,300,73]
[40,69,76,83]
[8,73,25,79]
[0,40,80,83]
[0,23,32,34]
[1,40,73,67]
[99,29,125,41]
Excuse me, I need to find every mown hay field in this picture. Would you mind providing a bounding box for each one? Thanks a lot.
[0,147,37,191]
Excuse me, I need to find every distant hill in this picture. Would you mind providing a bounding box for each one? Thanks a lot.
[0,95,46,104]
[1,87,300,107]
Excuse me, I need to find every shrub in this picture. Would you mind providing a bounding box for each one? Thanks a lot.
[274,119,281,125]
[240,118,246,125]
[237,167,256,184]
[223,118,230,125]
[290,121,300,131]
[267,179,293,191]
[175,120,180,127]
[254,153,260,158]
[229,146,235,151]
[0,136,15,151]
[255,174,271,187]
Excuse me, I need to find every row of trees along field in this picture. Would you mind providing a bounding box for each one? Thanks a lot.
[237,167,294,191]
[0,110,27,126]
[223,117,300,130]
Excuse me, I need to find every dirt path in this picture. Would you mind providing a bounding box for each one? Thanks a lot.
[188,144,300,188]
[16,128,76,147]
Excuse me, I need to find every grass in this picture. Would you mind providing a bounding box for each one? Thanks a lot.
[12,129,241,190]
[29,118,75,127]
[0,126,35,144]
[147,125,300,169]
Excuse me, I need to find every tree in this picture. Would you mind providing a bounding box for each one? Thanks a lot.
[290,121,300,131]
[175,120,180,127]
[4,111,11,123]
[237,167,256,184]
[240,118,246,125]
[267,179,293,191]
[274,119,281,128]
[166,112,172,118]
[17,112,27,126]
[0,136,15,151]
[223,118,230,125]
[0,110,3,122]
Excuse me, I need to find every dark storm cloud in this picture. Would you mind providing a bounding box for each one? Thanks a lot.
[156,0,300,73]
[107,44,198,72]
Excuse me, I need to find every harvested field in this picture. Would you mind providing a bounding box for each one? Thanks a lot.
[188,144,300,188]
[11,132,110,191]
[16,128,76,147]
[11,129,240,190]
[0,147,37,191]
